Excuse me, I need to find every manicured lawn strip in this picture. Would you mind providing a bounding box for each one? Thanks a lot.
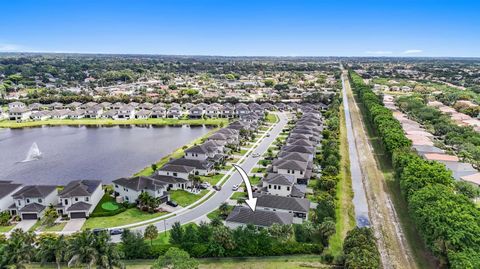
[0,118,227,129]
[169,189,209,207]
[42,222,67,232]
[230,191,247,200]
[200,173,225,185]
[135,128,220,176]
[327,104,355,258]
[222,165,233,171]
[83,208,167,230]
[0,225,14,233]
[265,113,279,124]
[251,167,266,173]
[91,194,125,216]
[259,126,269,131]
[27,255,326,269]
[227,157,240,164]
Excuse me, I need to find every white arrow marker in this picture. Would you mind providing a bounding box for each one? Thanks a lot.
[232,164,257,211]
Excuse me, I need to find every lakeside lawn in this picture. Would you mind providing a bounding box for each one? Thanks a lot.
[169,189,209,207]
[0,118,228,129]
[83,208,168,230]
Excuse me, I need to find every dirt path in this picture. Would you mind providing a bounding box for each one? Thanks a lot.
[342,71,418,269]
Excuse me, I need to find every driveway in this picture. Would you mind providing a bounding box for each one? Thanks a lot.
[12,220,36,232]
[111,112,289,242]
[62,218,86,233]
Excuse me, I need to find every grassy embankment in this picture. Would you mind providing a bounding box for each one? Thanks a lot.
[326,104,355,258]
[26,255,332,269]
[0,117,227,129]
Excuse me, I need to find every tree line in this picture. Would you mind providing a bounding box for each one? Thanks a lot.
[349,71,480,268]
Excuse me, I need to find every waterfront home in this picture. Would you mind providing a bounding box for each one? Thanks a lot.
[30,111,51,121]
[157,164,195,180]
[84,105,104,119]
[189,106,204,119]
[0,181,23,212]
[102,109,119,120]
[28,102,44,111]
[235,104,250,116]
[8,101,26,110]
[184,141,223,161]
[151,106,167,118]
[49,102,64,110]
[10,185,58,220]
[167,106,182,119]
[261,173,305,198]
[138,102,154,110]
[8,107,31,121]
[152,174,192,190]
[57,180,104,219]
[112,102,125,110]
[205,104,221,118]
[50,109,70,119]
[99,102,112,109]
[68,109,86,119]
[225,206,293,228]
[221,106,235,118]
[167,158,214,175]
[117,105,136,119]
[113,176,170,204]
[254,194,310,224]
[135,109,152,119]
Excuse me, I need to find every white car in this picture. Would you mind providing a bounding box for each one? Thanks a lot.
[232,184,240,191]
[200,182,211,189]
[252,153,260,157]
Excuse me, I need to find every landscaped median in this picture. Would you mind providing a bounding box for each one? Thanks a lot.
[0,117,228,129]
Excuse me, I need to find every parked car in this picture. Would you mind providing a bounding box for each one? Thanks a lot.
[109,228,124,235]
[266,133,270,137]
[232,184,240,191]
[200,182,211,189]
[92,228,107,235]
[167,200,178,207]
[213,185,222,191]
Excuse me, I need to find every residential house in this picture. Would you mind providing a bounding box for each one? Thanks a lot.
[157,164,195,180]
[113,176,169,204]
[8,107,31,121]
[11,185,58,220]
[189,106,204,119]
[57,180,104,218]
[225,206,293,228]
[261,173,305,198]
[84,105,104,119]
[254,194,310,224]
[117,105,135,119]
[135,109,152,119]
[0,181,23,212]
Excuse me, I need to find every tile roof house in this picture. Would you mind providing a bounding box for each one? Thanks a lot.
[113,176,169,204]
[57,180,104,218]
[254,194,310,224]
[11,185,58,220]
[0,181,23,212]
[189,106,204,119]
[157,164,195,180]
[225,206,293,228]
[167,158,214,176]
[261,173,305,198]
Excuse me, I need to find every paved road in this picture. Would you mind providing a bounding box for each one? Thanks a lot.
[341,71,370,227]
[112,112,288,241]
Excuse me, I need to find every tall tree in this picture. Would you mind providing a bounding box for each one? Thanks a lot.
[144,225,159,246]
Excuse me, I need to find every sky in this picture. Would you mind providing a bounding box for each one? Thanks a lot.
[0,0,479,57]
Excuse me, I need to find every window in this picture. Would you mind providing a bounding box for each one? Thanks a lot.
[17,200,21,206]
[64,199,69,205]
[38,199,42,203]
[26,199,30,203]
[278,186,281,190]
[85,197,89,202]
[268,185,271,189]
[287,186,290,191]
[75,198,79,202]
[300,171,303,175]
[173,172,177,176]
[115,184,119,188]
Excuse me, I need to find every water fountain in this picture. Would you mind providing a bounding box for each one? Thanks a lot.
[22,142,42,162]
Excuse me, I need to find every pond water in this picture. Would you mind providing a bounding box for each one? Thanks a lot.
[0,125,211,185]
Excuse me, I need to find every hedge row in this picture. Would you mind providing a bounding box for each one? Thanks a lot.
[349,71,480,268]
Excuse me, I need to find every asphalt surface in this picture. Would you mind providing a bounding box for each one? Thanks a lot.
[111,112,288,241]
[341,72,370,227]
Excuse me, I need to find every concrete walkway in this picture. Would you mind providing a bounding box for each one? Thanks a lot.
[12,220,36,232]
[62,218,86,233]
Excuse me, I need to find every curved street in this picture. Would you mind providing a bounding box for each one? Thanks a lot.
[111,112,288,241]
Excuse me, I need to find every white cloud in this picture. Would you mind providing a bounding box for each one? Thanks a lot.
[0,43,22,52]
[403,49,423,54]
[365,50,393,55]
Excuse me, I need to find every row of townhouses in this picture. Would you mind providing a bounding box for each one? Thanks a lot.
[111,116,264,205]
[226,105,324,228]
[2,101,327,121]
[0,180,104,220]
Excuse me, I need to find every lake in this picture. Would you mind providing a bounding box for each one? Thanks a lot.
[0,125,212,185]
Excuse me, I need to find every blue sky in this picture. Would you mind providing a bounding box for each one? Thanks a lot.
[0,0,479,57]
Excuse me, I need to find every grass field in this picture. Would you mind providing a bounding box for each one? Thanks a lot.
[251,167,266,173]
[0,117,227,129]
[169,189,209,207]
[266,113,279,124]
[82,208,167,230]
[0,225,14,233]
[26,255,329,269]
[42,222,67,232]
[230,191,247,200]
[200,173,225,185]
[326,104,355,259]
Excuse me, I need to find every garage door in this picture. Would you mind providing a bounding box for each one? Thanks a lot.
[22,213,38,220]
[70,212,87,219]
[160,196,169,204]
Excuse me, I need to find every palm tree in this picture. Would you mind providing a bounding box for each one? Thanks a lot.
[66,231,97,269]
[218,202,230,218]
[53,235,68,269]
[3,229,36,269]
[92,231,124,269]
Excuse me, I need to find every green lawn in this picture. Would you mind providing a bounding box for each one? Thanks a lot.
[43,222,67,232]
[91,194,125,215]
[230,191,247,200]
[222,165,233,171]
[0,225,14,233]
[0,118,227,129]
[83,208,167,230]
[169,189,209,207]
[200,173,225,185]
[266,113,279,124]
[251,167,266,173]
[259,126,269,131]
[207,205,233,220]
[238,149,248,155]
[227,157,240,164]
